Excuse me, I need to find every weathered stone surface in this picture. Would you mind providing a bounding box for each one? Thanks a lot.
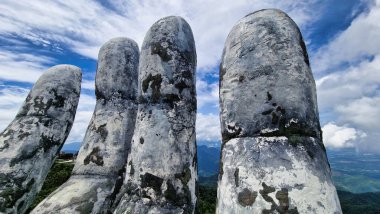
[32,38,139,213]
[219,9,321,142]
[217,9,342,214]
[0,65,82,213]
[113,16,197,213]
[218,137,341,213]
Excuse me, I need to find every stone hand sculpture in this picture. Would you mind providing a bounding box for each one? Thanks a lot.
[0,65,82,213]
[113,16,198,214]
[217,9,342,213]
[32,38,139,214]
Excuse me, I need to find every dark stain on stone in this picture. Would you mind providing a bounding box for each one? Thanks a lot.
[142,73,162,103]
[175,81,188,94]
[95,87,106,100]
[51,88,65,108]
[299,36,310,66]
[317,201,325,208]
[163,94,180,103]
[32,96,53,115]
[193,147,198,167]
[10,148,38,167]
[74,201,95,213]
[105,167,125,208]
[41,134,61,152]
[234,168,239,187]
[222,124,242,143]
[18,131,31,140]
[83,147,104,166]
[172,164,193,207]
[262,109,273,115]
[260,182,276,203]
[139,137,144,144]
[140,173,163,193]
[271,112,279,124]
[267,91,272,101]
[95,124,108,139]
[239,76,245,82]
[276,106,286,114]
[0,140,10,152]
[219,61,226,83]
[164,180,177,203]
[175,164,191,184]
[272,103,277,106]
[219,161,224,180]
[151,41,172,62]
[129,161,135,175]
[1,129,15,138]
[276,188,290,210]
[307,150,314,159]
[181,70,193,79]
[260,183,299,214]
[238,188,257,207]
[0,177,35,212]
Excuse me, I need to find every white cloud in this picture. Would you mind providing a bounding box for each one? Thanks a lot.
[196,113,221,143]
[0,50,52,83]
[336,97,380,131]
[0,0,321,145]
[322,123,365,149]
[317,54,380,113]
[0,85,29,131]
[65,93,96,143]
[196,79,219,110]
[0,0,317,72]
[82,80,95,91]
[0,83,96,144]
[312,0,380,74]
[315,1,380,153]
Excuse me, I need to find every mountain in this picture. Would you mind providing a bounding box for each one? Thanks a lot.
[62,142,380,193]
[328,149,380,193]
[61,142,81,154]
[197,145,220,177]
[198,146,380,193]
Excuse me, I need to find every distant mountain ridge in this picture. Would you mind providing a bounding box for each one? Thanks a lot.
[61,142,81,153]
[62,143,380,193]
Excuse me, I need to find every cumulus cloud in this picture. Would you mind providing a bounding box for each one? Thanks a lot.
[1,0,378,151]
[0,0,318,72]
[0,0,323,144]
[322,123,365,149]
[196,79,219,110]
[316,54,380,113]
[312,0,380,74]
[315,1,380,152]
[196,113,221,143]
[65,93,96,143]
[336,97,380,131]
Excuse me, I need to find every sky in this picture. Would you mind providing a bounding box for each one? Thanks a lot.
[0,0,379,153]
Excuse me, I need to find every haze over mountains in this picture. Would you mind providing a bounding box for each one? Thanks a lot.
[62,143,380,194]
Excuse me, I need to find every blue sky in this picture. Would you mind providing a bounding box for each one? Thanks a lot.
[0,0,379,152]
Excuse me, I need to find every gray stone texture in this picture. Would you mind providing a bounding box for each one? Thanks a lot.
[31,38,139,214]
[220,9,321,142]
[217,9,342,213]
[113,16,197,214]
[0,65,82,213]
